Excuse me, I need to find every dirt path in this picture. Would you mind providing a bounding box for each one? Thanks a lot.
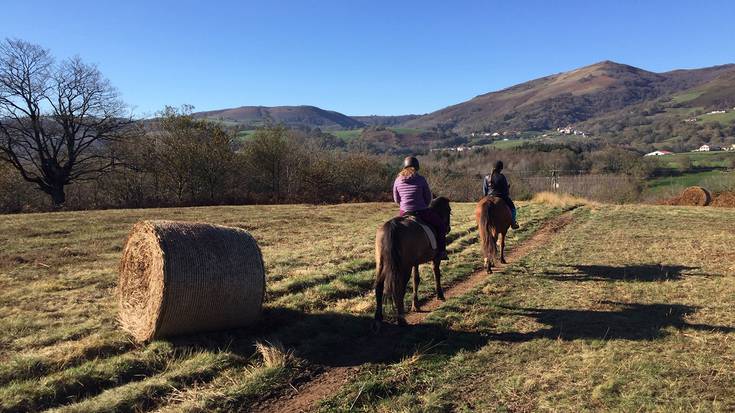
[252,210,576,413]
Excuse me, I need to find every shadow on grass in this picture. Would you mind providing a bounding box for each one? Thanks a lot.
[492,301,735,342]
[171,307,486,368]
[542,264,715,282]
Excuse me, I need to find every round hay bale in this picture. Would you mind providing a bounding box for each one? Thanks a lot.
[118,220,265,342]
[678,186,711,206]
[711,191,735,208]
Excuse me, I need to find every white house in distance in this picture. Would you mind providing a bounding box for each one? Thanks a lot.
[644,150,673,156]
[693,144,711,152]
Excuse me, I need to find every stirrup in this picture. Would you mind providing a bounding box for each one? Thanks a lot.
[511,222,520,229]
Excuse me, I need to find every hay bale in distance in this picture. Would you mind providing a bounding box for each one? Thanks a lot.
[118,220,265,342]
[711,191,735,208]
[678,186,712,206]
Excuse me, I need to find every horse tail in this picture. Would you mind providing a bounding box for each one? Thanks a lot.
[376,219,402,306]
[476,197,497,259]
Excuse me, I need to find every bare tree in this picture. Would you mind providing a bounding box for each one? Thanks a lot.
[0,38,131,208]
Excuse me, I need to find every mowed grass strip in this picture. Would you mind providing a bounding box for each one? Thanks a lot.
[321,204,735,412]
[0,331,133,387]
[49,351,240,413]
[0,342,174,412]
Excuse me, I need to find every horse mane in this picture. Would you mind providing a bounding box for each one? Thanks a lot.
[429,196,451,217]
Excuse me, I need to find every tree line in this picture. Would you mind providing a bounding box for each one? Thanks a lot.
[0,37,708,213]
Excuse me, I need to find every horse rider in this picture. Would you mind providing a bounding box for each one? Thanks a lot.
[483,160,520,229]
[392,156,448,260]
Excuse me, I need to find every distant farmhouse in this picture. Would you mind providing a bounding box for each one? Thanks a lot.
[556,126,587,137]
[693,144,722,152]
[644,150,673,156]
[724,144,735,152]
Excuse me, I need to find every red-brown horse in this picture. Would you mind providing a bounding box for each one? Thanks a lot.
[476,196,512,274]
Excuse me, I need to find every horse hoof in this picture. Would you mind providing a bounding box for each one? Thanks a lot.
[411,304,421,312]
[500,258,507,264]
[371,320,382,334]
[486,268,493,274]
[437,293,445,301]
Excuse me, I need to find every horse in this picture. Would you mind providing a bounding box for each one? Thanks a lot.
[476,196,512,274]
[373,197,451,330]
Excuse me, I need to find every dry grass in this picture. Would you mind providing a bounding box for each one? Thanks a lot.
[322,204,735,412]
[0,201,564,412]
[254,340,293,369]
[531,191,599,208]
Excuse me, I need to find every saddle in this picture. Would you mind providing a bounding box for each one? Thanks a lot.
[403,215,437,250]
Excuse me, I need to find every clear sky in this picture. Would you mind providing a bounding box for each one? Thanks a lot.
[3,0,734,117]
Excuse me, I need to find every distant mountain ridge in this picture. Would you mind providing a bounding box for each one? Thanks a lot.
[403,61,735,132]
[194,61,735,144]
[194,105,364,130]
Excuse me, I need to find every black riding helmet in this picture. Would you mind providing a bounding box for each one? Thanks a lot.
[403,156,420,170]
[494,160,503,171]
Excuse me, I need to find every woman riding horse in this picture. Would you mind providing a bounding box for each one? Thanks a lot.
[482,160,519,229]
[393,156,447,260]
[373,156,451,330]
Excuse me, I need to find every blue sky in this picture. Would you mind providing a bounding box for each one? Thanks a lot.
[3,0,734,116]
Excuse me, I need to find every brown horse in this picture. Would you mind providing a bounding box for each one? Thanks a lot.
[476,196,512,274]
[373,197,451,330]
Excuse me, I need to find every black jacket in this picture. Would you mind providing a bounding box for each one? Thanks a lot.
[483,173,510,197]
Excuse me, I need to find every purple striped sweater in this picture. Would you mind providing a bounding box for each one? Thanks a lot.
[393,174,432,213]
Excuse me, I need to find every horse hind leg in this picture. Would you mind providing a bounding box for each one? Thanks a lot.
[433,258,445,300]
[394,268,409,327]
[372,275,384,333]
[411,265,421,312]
[499,232,507,264]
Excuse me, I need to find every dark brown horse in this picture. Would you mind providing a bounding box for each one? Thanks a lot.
[373,197,451,330]
[476,196,512,274]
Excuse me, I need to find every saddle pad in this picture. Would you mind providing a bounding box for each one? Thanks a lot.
[405,216,437,250]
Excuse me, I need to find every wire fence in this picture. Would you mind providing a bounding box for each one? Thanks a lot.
[426,168,735,203]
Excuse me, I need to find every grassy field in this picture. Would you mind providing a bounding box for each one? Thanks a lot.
[645,170,735,199]
[670,90,704,104]
[0,200,733,411]
[658,151,735,170]
[697,111,735,125]
[329,129,363,141]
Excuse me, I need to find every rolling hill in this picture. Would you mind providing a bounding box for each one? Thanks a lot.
[404,61,735,133]
[194,105,364,130]
[192,61,735,150]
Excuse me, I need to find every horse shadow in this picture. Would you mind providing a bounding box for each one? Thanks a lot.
[490,301,735,342]
[168,307,488,368]
[167,299,735,369]
[541,264,715,282]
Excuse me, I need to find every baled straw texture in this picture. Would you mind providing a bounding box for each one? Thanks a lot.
[678,186,712,206]
[118,220,265,342]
